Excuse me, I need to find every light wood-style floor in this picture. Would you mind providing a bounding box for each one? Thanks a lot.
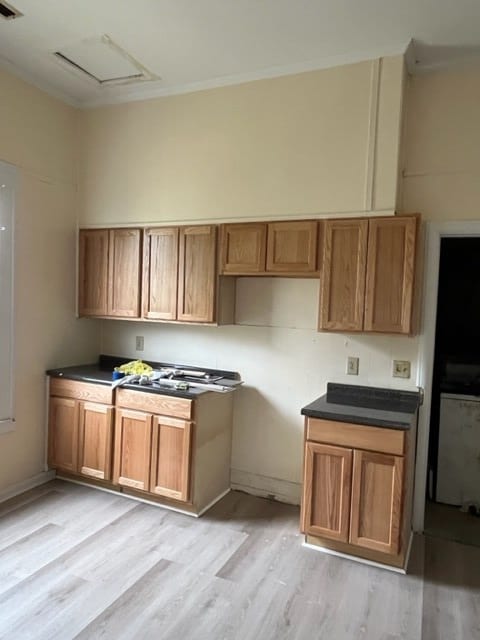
[0,480,478,640]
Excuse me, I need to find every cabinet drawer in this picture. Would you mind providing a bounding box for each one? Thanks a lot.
[116,388,193,420]
[49,378,113,404]
[306,418,405,455]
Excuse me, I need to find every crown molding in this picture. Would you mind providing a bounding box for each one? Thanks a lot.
[80,41,410,108]
[0,41,410,109]
[0,55,81,107]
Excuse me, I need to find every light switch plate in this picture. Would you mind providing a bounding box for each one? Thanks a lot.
[347,356,359,375]
[135,336,144,351]
[393,360,410,378]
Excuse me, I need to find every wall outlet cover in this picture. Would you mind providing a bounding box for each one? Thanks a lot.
[135,336,144,351]
[347,356,359,375]
[393,359,411,378]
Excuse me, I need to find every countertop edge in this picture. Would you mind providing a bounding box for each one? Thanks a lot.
[46,369,208,400]
[300,408,414,430]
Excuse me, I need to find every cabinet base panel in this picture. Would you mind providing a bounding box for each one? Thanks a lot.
[305,533,413,573]
[56,472,230,517]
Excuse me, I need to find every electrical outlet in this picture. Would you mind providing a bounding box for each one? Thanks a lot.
[347,356,359,375]
[135,336,144,351]
[393,360,410,378]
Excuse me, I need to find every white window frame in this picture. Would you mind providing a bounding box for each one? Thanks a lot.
[0,161,16,434]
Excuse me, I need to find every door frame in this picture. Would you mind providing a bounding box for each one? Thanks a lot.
[413,220,480,531]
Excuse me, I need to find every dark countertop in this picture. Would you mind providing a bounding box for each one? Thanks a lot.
[47,355,241,400]
[301,383,421,430]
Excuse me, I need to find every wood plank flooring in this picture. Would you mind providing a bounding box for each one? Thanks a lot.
[0,480,478,640]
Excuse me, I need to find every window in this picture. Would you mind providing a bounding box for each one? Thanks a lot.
[0,161,15,433]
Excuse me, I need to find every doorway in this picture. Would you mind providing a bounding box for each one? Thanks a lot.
[420,234,480,546]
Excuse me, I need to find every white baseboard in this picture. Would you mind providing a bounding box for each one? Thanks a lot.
[302,541,407,574]
[0,470,56,504]
[230,469,301,506]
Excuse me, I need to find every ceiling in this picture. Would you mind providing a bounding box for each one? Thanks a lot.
[1,0,480,108]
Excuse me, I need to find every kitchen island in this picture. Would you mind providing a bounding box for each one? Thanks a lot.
[300,383,421,571]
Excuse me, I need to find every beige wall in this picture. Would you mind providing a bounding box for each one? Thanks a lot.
[402,68,480,220]
[76,55,413,501]
[3,53,479,503]
[0,69,99,495]
[79,56,404,226]
[101,280,419,502]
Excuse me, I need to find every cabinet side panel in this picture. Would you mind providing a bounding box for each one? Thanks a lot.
[192,393,234,512]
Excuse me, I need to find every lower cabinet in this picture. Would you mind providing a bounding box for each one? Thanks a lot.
[113,409,153,491]
[301,417,412,567]
[47,378,234,516]
[48,397,79,474]
[349,449,404,554]
[150,416,192,502]
[78,402,114,480]
[48,380,114,480]
[302,443,352,542]
[113,407,192,501]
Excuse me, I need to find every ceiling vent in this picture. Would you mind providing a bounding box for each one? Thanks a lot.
[53,35,158,86]
[0,1,23,20]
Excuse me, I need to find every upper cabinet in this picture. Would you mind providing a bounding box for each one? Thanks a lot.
[318,219,368,331]
[266,221,318,273]
[220,220,318,276]
[178,225,217,323]
[78,214,418,332]
[364,217,417,334]
[319,215,418,334]
[143,225,218,324]
[78,230,109,316]
[79,228,141,318]
[80,225,222,324]
[107,229,142,317]
[221,223,267,274]
[143,227,179,321]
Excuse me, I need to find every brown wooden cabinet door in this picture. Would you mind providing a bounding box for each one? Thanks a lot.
[220,223,267,274]
[150,416,192,502]
[107,229,142,317]
[319,219,368,331]
[113,408,152,491]
[48,397,79,473]
[301,442,353,542]
[266,221,318,273]
[364,216,417,334]
[78,229,109,316]
[142,227,179,320]
[177,225,217,323]
[78,402,114,481]
[350,449,404,554]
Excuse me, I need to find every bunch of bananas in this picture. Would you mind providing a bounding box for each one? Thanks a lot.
[115,360,153,376]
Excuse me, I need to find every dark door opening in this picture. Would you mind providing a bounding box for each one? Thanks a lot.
[425,237,480,547]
